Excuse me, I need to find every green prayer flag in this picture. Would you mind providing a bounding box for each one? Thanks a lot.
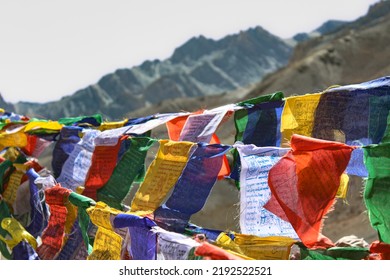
[68,192,96,254]
[363,143,390,243]
[300,245,369,260]
[97,137,156,210]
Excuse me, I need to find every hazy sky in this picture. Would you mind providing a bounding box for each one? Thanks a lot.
[0,0,380,104]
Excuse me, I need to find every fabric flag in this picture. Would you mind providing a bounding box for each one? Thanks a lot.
[0,158,13,194]
[154,143,231,232]
[126,113,187,136]
[52,126,83,178]
[265,134,354,248]
[235,144,298,239]
[363,143,390,243]
[114,213,157,260]
[0,123,28,151]
[235,92,284,147]
[0,217,38,253]
[25,168,50,238]
[21,134,51,158]
[152,227,200,260]
[179,109,228,143]
[12,241,40,260]
[23,120,63,134]
[369,241,390,260]
[230,92,284,184]
[2,163,29,209]
[82,136,124,200]
[68,190,96,255]
[166,112,230,179]
[97,137,156,210]
[55,220,87,260]
[86,202,123,260]
[37,185,71,259]
[98,119,128,131]
[281,93,322,147]
[299,245,369,260]
[312,77,390,177]
[57,129,100,191]
[184,223,223,243]
[0,200,12,259]
[130,140,196,213]
[58,114,102,127]
[216,232,296,260]
[368,94,390,144]
[193,241,244,260]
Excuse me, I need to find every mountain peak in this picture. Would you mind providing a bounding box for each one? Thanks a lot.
[171,35,218,63]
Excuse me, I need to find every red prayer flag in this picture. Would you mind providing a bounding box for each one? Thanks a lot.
[264,134,354,249]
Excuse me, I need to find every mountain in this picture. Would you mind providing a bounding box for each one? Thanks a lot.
[13,26,292,120]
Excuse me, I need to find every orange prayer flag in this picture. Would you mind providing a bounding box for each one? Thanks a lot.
[265,134,354,249]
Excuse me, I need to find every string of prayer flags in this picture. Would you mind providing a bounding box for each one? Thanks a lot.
[97,137,157,210]
[265,134,354,248]
[52,126,83,177]
[154,143,231,232]
[57,129,100,191]
[235,144,298,238]
[114,213,157,260]
[130,140,196,213]
[363,143,390,243]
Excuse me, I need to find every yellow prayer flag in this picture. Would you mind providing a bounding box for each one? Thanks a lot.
[281,93,322,147]
[87,201,122,231]
[0,218,37,250]
[24,120,63,133]
[0,124,28,150]
[98,120,128,131]
[216,232,296,260]
[130,140,196,212]
[87,227,122,260]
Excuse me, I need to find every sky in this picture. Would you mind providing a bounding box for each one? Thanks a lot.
[0,0,381,104]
